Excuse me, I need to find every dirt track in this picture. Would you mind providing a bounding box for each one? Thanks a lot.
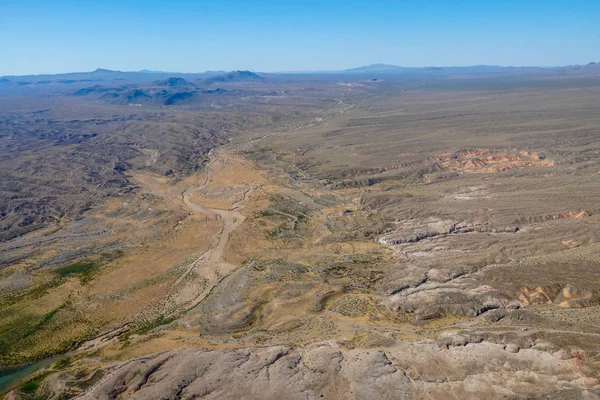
[174,149,256,309]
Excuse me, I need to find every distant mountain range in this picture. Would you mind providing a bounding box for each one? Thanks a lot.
[0,68,222,85]
[343,63,545,74]
[67,70,269,107]
[0,69,267,86]
[1,62,598,85]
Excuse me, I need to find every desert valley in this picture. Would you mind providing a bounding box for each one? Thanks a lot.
[1,63,600,399]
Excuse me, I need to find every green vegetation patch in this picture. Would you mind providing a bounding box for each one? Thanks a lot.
[0,251,125,368]
[0,304,67,361]
[18,371,53,396]
[54,260,99,284]
[25,306,64,338]
[53,357,72,370]
[134,314,176,335]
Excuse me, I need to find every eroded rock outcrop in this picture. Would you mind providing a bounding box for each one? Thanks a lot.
[75,340,599,400]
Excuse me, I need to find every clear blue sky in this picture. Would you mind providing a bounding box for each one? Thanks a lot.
[1,0,599,75]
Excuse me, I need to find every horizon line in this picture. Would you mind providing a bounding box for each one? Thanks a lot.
[2,61,598,78]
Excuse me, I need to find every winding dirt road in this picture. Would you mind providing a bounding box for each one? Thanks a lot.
[171,149,256,310]
[169,99,355,311]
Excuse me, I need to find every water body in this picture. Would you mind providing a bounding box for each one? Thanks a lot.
[0,356,61,395]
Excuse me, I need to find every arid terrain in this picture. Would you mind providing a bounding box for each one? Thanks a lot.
[2,64,600,399]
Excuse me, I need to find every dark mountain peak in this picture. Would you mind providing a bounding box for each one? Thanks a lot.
[155,77,192,87]
[164,91,196,105]
[126,89,151,101]
[232,70,261,78]
[202,70,265,84]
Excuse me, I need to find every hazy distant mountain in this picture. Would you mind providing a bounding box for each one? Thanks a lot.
[344,63,543,75]
[201,70,265,85]
[0,69,217,85]
[91,68,120,74]
[345,63,410,73]
[3,62,597,89]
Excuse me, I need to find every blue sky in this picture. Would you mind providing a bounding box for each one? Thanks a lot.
[1,0,599,75]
